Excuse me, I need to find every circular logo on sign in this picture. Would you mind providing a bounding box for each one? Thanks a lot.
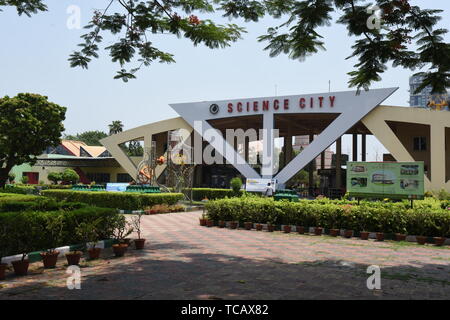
[209,104,219,114]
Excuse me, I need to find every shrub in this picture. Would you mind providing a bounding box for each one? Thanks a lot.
[0,206,120,257]
[21,176,29,184]
[42,190,184,210]
[47,172,62,184]
[230,177,243,194]
[205,197,450,238]
[2,184,36,194]
[185,188,244,201]
[61,169,79,184]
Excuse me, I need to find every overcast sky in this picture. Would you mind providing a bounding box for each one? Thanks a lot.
[1,0,449,161]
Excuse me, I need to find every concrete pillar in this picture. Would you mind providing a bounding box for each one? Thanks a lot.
[336,137,342,189]
[262,113,275,178]
[362,134,367,162]
[352,134,358,161]
[430,125,446,191]
[309,133,314,196]
[321,151,325,169]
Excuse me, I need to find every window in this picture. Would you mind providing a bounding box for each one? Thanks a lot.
[413,137,427,151]
[117,173,133,183]
[86,173,110,183]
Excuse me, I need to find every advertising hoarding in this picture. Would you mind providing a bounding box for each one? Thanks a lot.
[347,162,424,199]
[245,178,277,193]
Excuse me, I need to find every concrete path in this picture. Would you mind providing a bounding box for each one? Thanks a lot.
[1,211,449,300]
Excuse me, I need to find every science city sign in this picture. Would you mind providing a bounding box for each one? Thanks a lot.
[169,88,398,185]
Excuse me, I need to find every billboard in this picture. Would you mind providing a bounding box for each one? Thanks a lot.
[245,178,277,193]
[347,162,424,199]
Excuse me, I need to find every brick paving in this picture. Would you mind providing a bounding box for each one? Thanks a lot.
[1,211,449,300]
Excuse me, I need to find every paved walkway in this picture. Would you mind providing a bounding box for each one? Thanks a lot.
[1,211,449,300]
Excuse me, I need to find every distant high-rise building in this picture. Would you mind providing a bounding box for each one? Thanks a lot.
[409,75,449,109]
[409,75,433,108]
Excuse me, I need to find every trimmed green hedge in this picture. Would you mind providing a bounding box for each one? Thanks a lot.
[42,190,184,210]
[184,188,243,201]
[2,184,36,194]
[205,197,450,238]
[0,206,120,257]
[0,197,86,213]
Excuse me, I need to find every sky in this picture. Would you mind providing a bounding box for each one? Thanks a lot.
[0,0,449,161]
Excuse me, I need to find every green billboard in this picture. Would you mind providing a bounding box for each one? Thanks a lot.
[347,161,425,200]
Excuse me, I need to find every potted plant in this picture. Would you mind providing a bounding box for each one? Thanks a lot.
[199,213,207,226]
[0,226,8,280]
[218,220,226,228]
[314,226,323,236]
[206,218,214,227]
[283,225,292,233]
[267,222,275,232]
[296,225,305,234]
[376,232,385,241]
[40,215,64,268]
[112,215,133,257]
[244,221,253,230]
[255,223,263,231]
[408,211,428,245]
[131,211,146,250]
[229,221,239,229]
[76,219,102,260]
[9,217,38,276]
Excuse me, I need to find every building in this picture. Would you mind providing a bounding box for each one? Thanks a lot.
[409,75,449,109]
[10,140,135,184]
[293,135,334,169]
[100,88,450,194]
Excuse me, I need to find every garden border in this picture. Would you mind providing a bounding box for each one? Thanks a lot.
[0,239,115,265]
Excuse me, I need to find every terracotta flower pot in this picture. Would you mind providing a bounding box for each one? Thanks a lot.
[113,244,128,257]
[395,233,406,241]
[344,230,353,238]
[218,220,226,228]
[330,229,340,237]
[416,235,427,245]
[11,259,29,276]
[199,218,207,226]
[88,248,101,260]
[376,232,384,241]
[244,222,253,230]
[433,237,446,246]
[0,263,7,280]
[66,252,82,266]
[314,227,323,236]
[283,225,291,233]
[40,251,60,268]
[206,219,214,227]
[134,238,146,250]
[267,225,275,232]
[230,221,238,229]
[256,224,263,231]
[360,231,370,240]
[296,226,305,234]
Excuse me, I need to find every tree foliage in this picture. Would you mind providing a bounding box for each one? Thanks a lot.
[2,0,449,93]
[64,130,108,146]
[0,93,66,188]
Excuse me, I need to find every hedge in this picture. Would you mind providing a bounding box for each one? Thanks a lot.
[42,190,184,210]
[0,206,120,257]
[205,197,450,238]
[0,197,87,213]
[2,184,36,194]
[183,188,243,201]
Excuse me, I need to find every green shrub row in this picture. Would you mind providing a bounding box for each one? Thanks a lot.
[183,188,243,201]
[2,184,36,194]
[0,197,87,213]
[42,190,184,210]
[205,197,450,237]
[0,206,120,258]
